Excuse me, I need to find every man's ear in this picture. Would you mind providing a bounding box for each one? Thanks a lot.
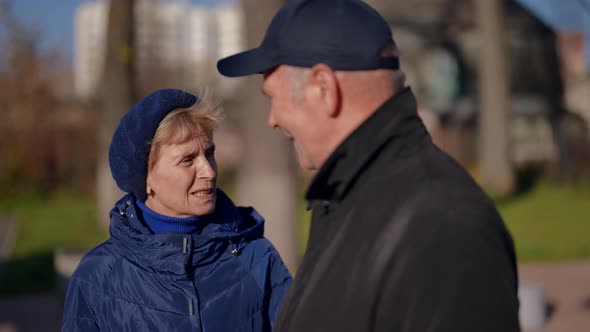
[305,64,340,117]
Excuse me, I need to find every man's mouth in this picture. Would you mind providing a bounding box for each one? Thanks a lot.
[281,129,293,140]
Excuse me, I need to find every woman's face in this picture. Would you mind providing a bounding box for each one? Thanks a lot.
[144,134,217,217]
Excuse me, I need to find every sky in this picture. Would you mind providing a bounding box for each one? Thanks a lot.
[4,0,232,67]
[3,0,589,69]
[515,0,590,67]
[516,0,590,32]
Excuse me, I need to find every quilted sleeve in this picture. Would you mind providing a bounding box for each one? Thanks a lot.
[61,278,100,332]
[266,246,292,325]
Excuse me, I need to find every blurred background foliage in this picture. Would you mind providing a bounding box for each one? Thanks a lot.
[1,0,589,296]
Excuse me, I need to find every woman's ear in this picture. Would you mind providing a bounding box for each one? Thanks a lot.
[306,64,340,117]
[145,173,154,196]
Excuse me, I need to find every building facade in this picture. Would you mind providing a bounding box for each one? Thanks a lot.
[74,0,244,99]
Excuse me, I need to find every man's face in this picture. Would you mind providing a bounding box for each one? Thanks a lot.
[145,134,217,217]
[262,65,320,170]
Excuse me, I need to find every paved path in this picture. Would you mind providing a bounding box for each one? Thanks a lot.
[0,259,588,331]
[0,294,62,332]
[519,260,590,332]
[0,216,61,332]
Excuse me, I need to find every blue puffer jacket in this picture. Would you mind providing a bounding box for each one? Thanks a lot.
[62,190,292,331]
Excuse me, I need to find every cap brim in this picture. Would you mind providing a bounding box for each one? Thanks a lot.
[217,48,278,78]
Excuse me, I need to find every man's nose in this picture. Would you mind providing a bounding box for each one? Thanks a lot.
[267,110,277,129]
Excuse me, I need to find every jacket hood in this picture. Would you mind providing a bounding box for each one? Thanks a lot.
[109,189,264,276]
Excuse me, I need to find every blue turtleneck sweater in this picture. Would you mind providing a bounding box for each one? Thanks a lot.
[136,200,204,234]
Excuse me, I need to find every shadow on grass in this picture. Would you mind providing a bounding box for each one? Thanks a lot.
[0,251,56,295]
[546,301,556,321]
[491,165,543,207]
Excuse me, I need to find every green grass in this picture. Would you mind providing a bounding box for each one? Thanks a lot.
[0,191,107,294]
[0,180,588,294]
[497,181,590,262]
[296,200,312,258]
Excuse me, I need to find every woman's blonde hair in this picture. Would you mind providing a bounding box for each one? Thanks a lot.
[147,92,223,170]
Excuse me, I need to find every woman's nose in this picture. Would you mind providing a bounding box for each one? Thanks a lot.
[198,158,217,180]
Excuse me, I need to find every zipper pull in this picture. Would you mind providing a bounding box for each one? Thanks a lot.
[182,237,189,254]
[188,297,194,316]
[321,200,331,215]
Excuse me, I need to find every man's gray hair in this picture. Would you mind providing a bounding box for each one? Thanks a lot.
[287,66,311,103]
[287,65,406,100]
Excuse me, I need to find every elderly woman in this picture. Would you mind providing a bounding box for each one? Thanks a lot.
[62,89,292,331]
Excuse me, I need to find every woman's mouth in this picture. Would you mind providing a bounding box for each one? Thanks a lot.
[191,188,214,197]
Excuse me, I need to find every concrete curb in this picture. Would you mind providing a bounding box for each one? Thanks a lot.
[54,248,87,300]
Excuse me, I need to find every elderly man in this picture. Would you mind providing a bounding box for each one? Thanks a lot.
[217,0,520,331]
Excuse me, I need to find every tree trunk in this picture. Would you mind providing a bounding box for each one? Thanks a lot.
[475,0,515,195]
[237,0,299,273]
[97,0,136,229]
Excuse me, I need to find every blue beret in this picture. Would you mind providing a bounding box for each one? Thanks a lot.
[109,89,198,201]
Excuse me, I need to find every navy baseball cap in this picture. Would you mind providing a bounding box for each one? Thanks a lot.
[217,0,399,77]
